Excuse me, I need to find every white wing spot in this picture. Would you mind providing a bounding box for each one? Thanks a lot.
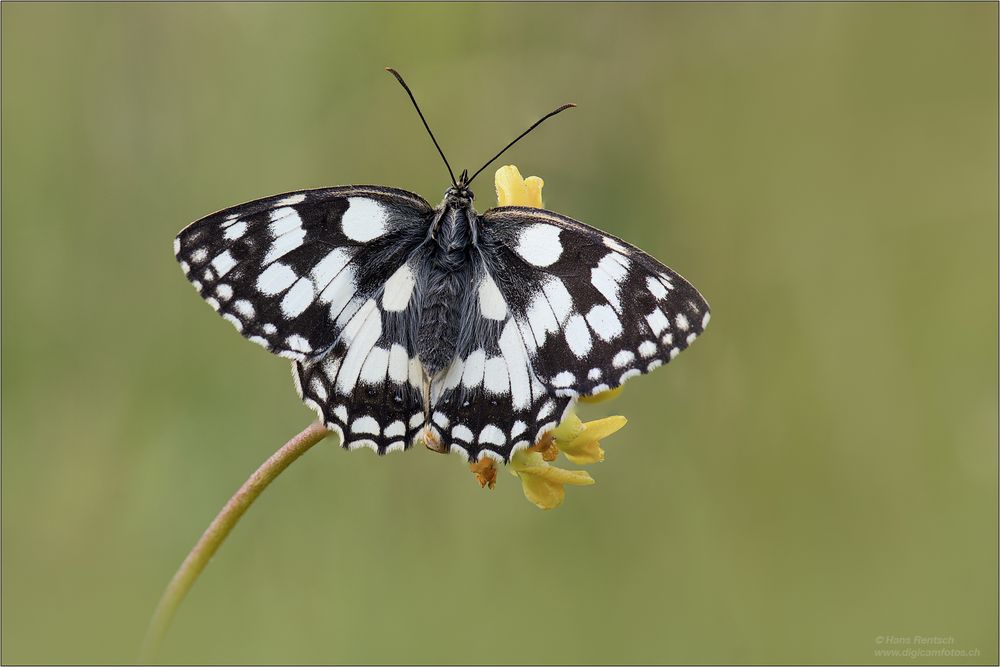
[638,340,657,358]
[511,421,527,438]
[215,284,233,301]
[591,266,621,312]
[276,193,306,206]
[452,425,474,442]
[686,332,698,345]
[309,377,328,401]
[552,371,576,388]
[526,292,559,346]
[211,250,237,278]
[268,207,302,237]
[612,350,635,368]
[541,277,574,323]
[478,273,508,320]
[669,347,680,360]
[498,320,531,410]
[262,323,277,335]
[603,237,628,253]
[256,262,297,295]
[222,314,243,331]
[483,357,510,395]
[646,276,668,300]
[647,360,663,371]
[351,416,380,435]
[359,346,390,386]
[388,344,409,383]
[280,278,315,318]
[334,405,349,423]
[702,312,711,329]
[263,228,306,265]
[224,221,247,241]
[537,400,556,420]
[675,313,690,331]
[646,308,670,335]
[321,266,358,318]
[515,223,562,267]
[347,440,378,453]
[233,300,255,318]
[461,349,486,388]
[336,300,382,394]
[342,197,389,242]
[433,412,450,429]
[619,369,641,384]
[479,425,505,446]
[312,249,352,289]
[384,421,406,438]
[286,335,312,354]
[382,263,415,312]
[599,252,629,282]
[586,304,623,341]
[191,248,208,264]
[662,332,673,345]
[588,368,602,381]
[565,314,592,358]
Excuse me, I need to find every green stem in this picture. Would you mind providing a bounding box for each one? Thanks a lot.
[140,420,330,662]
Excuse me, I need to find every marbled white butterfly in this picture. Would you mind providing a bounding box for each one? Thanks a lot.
[175,69,710,464]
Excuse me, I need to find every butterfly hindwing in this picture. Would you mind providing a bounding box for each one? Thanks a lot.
[425,288,575,461]
[174,186,433,361]
[478,206,710,399]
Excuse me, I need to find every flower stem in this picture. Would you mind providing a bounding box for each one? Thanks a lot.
[140,420,330,662]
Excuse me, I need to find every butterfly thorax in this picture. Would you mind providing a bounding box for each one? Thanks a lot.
[416,191,479,377]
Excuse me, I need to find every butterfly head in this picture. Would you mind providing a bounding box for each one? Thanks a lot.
[445,169,475,205]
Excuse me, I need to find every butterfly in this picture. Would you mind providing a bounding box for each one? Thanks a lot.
[175,69,710,464]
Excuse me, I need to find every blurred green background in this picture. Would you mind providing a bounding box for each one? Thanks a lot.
[2,3,996,665]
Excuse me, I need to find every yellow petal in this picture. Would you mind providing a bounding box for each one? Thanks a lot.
[516,466,595,510]
[495,165,544,208]
[554,415,628,465]
[548,412,586,444]
[578,386,624,404]
[510,448,595,510]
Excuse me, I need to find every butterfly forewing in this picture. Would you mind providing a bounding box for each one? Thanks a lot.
[478,207,710,396]
[174,186,433,361]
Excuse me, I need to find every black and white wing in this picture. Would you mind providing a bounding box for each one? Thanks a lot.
[426,206,710,463]
[483,206,710,395]
[175,185,433,452]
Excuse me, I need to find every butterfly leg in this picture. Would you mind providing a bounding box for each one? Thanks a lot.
[420,370,447,453]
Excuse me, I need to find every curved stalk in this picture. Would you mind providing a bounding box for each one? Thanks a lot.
[140,420,330,662]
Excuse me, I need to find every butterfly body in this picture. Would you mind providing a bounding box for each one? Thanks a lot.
[417,186,480,376]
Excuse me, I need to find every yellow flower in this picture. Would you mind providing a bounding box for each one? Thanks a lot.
[495,165,545,208]
[463,166,630,509]
[509,446,595,510]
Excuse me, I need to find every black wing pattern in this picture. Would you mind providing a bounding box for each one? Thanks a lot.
[422,206,710,463]
[176,186,434,452]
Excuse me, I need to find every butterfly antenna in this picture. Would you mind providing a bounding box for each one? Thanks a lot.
[466,103,576,187]
[385,67,458,187]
